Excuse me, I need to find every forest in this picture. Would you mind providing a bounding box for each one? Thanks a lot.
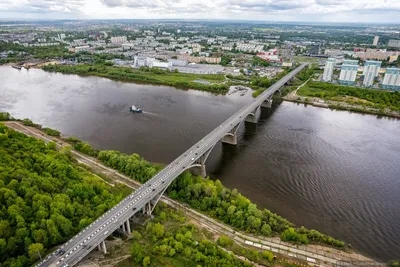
[0,124,124,266]
[42,64,228,93]
[122,203,267,267]
[298,81,400,111]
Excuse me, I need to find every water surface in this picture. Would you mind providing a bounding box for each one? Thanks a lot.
[1,66,399,261]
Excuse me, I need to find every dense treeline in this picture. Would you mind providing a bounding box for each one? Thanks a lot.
[0,124,123,266]
[94,149,345,248]
[0,43,71,64]
[298,82,400,111]
[42,64,228,93]
[129,203,263,267]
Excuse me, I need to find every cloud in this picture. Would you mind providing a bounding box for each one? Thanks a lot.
[0,0,399,22]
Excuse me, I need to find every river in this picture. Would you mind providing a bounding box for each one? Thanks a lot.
[1,66,399,261]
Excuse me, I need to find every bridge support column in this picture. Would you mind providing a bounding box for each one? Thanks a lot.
[261,99,273,108]
[125,220,131,234]
[101,240,107,254]
[191,144,215,178]
[245,106,260,124]
[222,120,244,145]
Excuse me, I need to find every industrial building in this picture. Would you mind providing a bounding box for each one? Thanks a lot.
[382,68,400,91]
[363,60,381,87]
[322,58,336,82]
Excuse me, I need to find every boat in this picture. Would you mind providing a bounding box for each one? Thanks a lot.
[129,105,142,113]
[12,65,22,70]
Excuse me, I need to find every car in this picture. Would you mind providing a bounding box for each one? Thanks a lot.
[104,231,109,235]
[191,158,195,161]
[57,250,66,256]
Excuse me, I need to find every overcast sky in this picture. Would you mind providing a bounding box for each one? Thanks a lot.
[1,0,400,23]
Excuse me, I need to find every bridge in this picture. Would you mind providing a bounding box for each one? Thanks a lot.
[38,63,307,267]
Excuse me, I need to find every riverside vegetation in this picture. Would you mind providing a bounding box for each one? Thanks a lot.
[118,203,277,267]
[297,81,400,113]
[0,123,126,266]
[0,114,347,263]
[36,114,347,249]
[42,63,228,93]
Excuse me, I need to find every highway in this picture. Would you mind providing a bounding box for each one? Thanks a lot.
[37,63,307,267]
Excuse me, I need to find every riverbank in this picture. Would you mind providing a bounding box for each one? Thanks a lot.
[42,63,229,94]
[2,120,380,266]
[283,80,400,118]
[0,116,363,252]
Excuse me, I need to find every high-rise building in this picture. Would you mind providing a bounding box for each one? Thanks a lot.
[339,64,358,85]
[388,39,400,48]
[322,58,336,82]
[363,60,382,87]
[373,36,379,46]
[382,68,400,91]
[110,36,127,44]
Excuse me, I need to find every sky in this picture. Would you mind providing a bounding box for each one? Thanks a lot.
[0,0,400,23]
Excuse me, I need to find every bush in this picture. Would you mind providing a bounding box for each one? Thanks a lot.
[217,235,233,247]
[42,127,60,136]
[22,118,35,126]
[0,112,11,121]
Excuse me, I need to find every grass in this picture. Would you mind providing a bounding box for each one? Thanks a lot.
[42,64,228,93]
[130,69,225,83]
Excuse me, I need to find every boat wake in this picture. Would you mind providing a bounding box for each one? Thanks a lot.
[142,111,161,117]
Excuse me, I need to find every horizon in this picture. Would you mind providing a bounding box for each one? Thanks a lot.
[1,18,400,26]
[1,0,400,24]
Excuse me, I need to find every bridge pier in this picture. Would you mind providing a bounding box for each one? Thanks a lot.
[261,99,273,108]
[100,240,107,254]
[125,220,131,234]
[189,144,215,178]
[245,106,260,124]
[222,120,244,145]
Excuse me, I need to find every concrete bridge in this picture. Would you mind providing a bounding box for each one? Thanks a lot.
[38,63,307,267]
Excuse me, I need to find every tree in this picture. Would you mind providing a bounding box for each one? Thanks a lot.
[143,256,151,267]
[262,250,274,262]
[131,242,144,264]
[28,243,44,261]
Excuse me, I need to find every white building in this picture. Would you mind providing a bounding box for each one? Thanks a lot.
[382,68,400,91]
[133,56,155,68]
[339,64,359,85]
[388,39,400,48]
[111,36,127,44]
[322,58,336,82]
[373,36,379,46]
[70,45,91,53]
[363,60,381,87]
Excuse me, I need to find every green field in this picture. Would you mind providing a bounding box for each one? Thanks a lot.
[42,64,228,93]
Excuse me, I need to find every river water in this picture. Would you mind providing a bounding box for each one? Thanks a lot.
[1,66,399,261]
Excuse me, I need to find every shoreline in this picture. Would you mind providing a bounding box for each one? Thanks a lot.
[1,120,380,265]
[282,98,400,119]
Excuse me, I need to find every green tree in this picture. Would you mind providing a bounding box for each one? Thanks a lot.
[143,256,151,267]
[131,242,144,264]
[28,243,44,261]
